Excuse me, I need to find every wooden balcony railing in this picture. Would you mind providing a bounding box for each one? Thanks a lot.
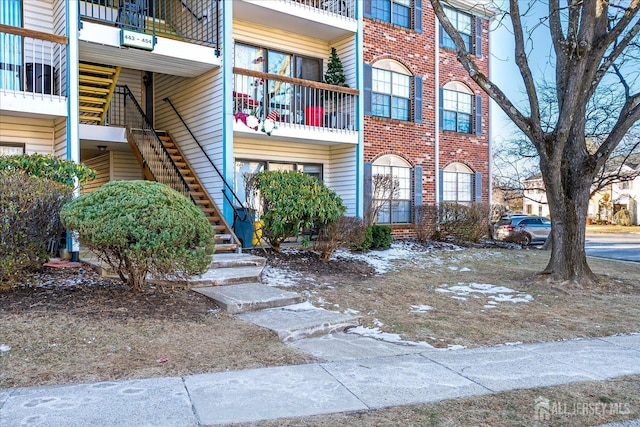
[233,68,359,132]
[79,0,219,49]
[0,24,67,97]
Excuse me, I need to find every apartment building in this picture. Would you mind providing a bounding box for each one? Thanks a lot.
[363,0,493,237]
[0,0,492,251]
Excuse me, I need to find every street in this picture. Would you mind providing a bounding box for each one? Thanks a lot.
[585,233,640,262]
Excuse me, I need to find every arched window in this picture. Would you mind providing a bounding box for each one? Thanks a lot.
[442,162,474,204]
[372,154,412,223]
[371,59,412,121]
[441,81,474,133]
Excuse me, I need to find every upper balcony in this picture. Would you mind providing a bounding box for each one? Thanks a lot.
[233,68,359,145]
[234,0,357,41]
[79,0,220,77]
[0,24,67,119]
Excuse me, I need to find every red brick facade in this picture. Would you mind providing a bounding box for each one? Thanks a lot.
[364,2,490,236]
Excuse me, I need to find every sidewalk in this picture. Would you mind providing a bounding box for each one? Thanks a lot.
[1,334,639,426]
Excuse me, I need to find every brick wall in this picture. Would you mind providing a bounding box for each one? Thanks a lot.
[364,3,491,238]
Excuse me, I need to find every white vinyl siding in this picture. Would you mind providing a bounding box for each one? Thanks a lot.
[81,153,110,194]
[24,0,54,33]
[53,117,66,158]
[117,68,142,104]
[155,68,224,207]
[234,139,357,216]
[111,150,143,181]
[234,21,356,86]
[80,151,143,194]
[328,145,357,216]
[0,115,54,154]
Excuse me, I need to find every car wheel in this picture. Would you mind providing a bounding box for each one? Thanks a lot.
[520,233,531,246]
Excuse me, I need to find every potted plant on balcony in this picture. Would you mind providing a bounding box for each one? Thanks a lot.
[324,47,349,129]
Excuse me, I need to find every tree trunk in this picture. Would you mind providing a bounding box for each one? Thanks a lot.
[539,147,598,285]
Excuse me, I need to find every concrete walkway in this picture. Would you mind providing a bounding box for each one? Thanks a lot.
[1,334,639,426]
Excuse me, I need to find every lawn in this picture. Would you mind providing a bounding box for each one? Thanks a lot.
[2,242,640,404]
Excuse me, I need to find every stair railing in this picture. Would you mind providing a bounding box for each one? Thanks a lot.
[113,86,194,201]
[162,97,249,221]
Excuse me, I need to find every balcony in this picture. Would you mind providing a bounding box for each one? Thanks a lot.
[234,0,357,41]
[233,68,358,145]
[0,24,67,118]
[79,0,220,77]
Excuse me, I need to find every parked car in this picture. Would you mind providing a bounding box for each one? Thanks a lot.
[494,215,552,245]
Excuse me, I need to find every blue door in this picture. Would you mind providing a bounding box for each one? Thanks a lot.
[0,0,22,90]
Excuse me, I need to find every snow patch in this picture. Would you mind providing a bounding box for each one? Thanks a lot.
[437,282,533,306]
[347,326,434,348]
[262,265,302,288]
[0,344,11,353]
[281,301,321,311]
[410,305,434,313]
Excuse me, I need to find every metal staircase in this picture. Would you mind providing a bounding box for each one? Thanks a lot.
[79,62,121,124]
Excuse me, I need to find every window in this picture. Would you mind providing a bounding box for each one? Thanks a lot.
[234,43,322,123]
[371,0,411,28]
[442,163,473,204]
[369,59,414,121]
[372,155,412,224]
[442,82,472,133]
[0,143,25,156]
[440,6,472,52]
[234,160,324,207]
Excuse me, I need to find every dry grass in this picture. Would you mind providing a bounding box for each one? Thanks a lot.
[0,286,312,389]
[237,375,640,426]
[285,248,640,349]
[587,224,640,234]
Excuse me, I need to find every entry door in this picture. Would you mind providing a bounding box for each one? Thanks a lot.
[0,0,23,90]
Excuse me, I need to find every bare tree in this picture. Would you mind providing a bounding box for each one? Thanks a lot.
[431,0,640,284]
[364,173,400,226]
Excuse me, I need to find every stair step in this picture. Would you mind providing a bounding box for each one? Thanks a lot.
[195,200,211,206]
[187,264,262,287]
[237,304,361,342]
[200,208,217,213]
[166,148,179,155]
[80,105,105,113]
[79,85,110,95]
[79,115,101,122]
[208,253,266,268]
[214,233,232,241]
[79,63,118,75]
[79,95,107,104]
[79,74,113,85]
[212,225,226,231]
[194,283,304,314]
[214,243,239,252]
[191,191,205,197]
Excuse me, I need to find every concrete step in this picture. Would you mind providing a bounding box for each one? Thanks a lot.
[237,303,361,342]
[208,253,266,269]
[194,283,304,314]
[187,265,264,287]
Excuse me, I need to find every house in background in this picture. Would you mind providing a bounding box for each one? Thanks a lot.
[362,0,494,237]
[522,173,550,217]
[523,154,640,224]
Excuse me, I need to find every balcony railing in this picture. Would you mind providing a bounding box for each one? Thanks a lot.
[79,0,218,48]
[233,68,359,132]
[0,24,67,97]
[291,0,355,19]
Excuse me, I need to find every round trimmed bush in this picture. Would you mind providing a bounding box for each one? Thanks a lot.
[60,181,215,291]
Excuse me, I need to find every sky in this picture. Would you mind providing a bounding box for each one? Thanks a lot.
[488,1,554,144]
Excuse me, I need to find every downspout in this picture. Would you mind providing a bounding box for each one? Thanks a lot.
[221,0,234,223]
[66,0,80,260]
[434,13,440,205]
[356,0,364,217]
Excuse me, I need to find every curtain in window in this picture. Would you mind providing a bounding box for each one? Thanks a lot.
[0,0,23,90]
